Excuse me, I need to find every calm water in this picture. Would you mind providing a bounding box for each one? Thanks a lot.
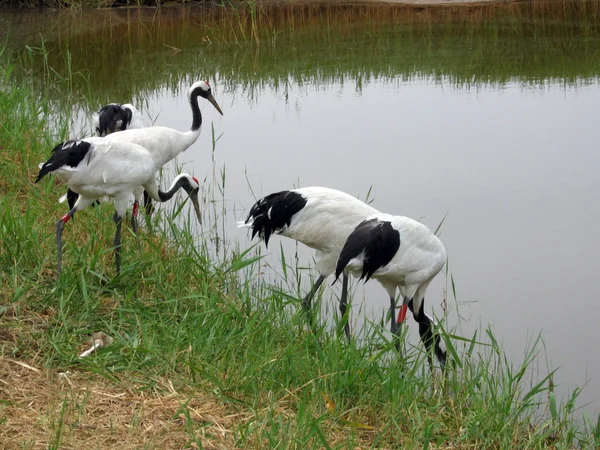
[4,3,600,416]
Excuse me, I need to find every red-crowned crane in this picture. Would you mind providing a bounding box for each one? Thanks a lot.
[334,213,448,369]
[63,81,223,225]
[62,103,147,213]
[36,137,202,277]
[239,187,380,337]
[92,103,146,137]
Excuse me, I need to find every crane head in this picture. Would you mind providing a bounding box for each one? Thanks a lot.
[189,81,224,116]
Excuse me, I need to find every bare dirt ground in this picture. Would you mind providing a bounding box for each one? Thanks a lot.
[0,357,239,449]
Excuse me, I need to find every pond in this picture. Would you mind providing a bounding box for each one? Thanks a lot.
[3,2,600,418]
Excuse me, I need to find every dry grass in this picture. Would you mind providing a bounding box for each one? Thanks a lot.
[0,356,240,449]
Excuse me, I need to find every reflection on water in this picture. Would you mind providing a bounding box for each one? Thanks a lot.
[4,3,600,417]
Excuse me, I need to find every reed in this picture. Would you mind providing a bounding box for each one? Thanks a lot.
[3,0,600,16]
[4,2,599,121]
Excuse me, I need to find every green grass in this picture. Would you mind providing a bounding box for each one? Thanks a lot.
[1,46,600,449]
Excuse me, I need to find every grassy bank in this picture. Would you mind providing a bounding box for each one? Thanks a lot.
[1,51,600,450]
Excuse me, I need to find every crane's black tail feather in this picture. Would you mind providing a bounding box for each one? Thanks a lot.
[36,140,92,183]
[244,190,307,247]
[335,218,400,282]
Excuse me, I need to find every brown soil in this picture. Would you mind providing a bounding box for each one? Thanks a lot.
[0,357,239,449]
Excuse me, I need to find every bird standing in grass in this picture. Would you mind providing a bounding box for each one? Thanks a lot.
[334,213,447,368]
[63,81,223,225]
[36,137,202,277]
[63,103,147,212]
[240,186,380,337]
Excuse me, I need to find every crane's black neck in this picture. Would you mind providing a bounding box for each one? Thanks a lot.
[158,176,194,202]
[412,299,447,369]
[190,93,202,132]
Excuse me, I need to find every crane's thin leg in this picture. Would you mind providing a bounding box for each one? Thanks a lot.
[56,209,75,278]
[113,212,123,275]
[389,296,403,350]
[142,191,154,234]
[339,272,351,340]
[143,190,154,216]
[389,296,397,335]
[302,274,325,312]
[130,201,139,235]
[130,201,141,252]
[302,274,325,332]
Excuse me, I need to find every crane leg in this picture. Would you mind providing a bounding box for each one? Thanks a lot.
[389,296,397,335]
[130,201,141,251]
[56,208,76,278]
[389,296,402,351]
[302,274,325,331]
[113,212,123,275]
[302,274,325,312]
[339,272,351,340]
[130,201,139,235]
[143,190,155,216]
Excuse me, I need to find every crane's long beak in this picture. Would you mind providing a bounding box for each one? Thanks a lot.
[190,190,202,225]
[208,94,224,116]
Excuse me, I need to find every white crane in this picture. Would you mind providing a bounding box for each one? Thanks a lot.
[334,213,448,368]
[63,81,223,226]
[63,103,147,212]
[36,137,202,277]
[239,187,380,337]
[92,103,146,137]
[101,80,222,170]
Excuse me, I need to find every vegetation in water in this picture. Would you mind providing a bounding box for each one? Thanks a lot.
[1,38,600,447]
[2,1,600,121]
[2,0,600,15]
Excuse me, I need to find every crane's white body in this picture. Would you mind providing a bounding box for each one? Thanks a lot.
[62,81,222,212]
[240,186,381,339]
[96,80,221,171]
[337,212,448,367]
[58,127,195,207]
[281,187,380,275]
[124,104,146,131]
[344,213,447,302]
[102,126,200,170]
[48,137,158,215]
[242,186,380,277]
[37,137,202,276]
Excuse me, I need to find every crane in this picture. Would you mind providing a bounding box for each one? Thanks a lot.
[240,186,379,337]
[36,137,202,277]
[335,213,447,368]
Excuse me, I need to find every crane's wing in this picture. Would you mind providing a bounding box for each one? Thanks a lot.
[335,217,400,282]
